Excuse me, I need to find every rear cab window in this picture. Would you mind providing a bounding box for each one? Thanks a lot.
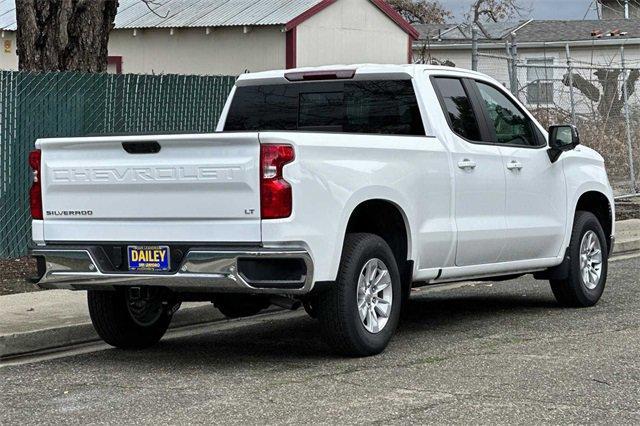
[224,80,425,136]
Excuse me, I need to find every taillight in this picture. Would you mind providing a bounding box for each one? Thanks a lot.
[28,149,43,220]
[260,144,294,219]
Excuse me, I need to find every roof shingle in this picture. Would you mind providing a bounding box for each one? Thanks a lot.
[416,18,640,45]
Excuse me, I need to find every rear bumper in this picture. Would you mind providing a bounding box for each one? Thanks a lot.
[30,245,314,295]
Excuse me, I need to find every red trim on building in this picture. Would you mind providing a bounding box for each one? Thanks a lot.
[286,28,297,69]
[285,0,337,31]
[284,0,419,67]
[107,56,123,74]
[286,0,418,40]
[368,0,420,39]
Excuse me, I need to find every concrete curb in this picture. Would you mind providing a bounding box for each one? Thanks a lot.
[613,238,640,256]
[0,304,225,360]
[613,219,640,256]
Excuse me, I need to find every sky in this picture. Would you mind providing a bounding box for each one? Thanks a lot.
[447,0,599,21]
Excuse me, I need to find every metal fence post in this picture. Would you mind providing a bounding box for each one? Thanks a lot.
[509,36,519,100]
[471,27,479,71]
[620,46,638,193]
[505,41,514,95]
[565,44,577,126]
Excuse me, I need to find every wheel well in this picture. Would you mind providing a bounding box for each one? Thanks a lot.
[345,200,410,272]
[576,191,613,251]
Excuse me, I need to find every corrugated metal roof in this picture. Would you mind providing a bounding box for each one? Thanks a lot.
[0,0,324,31]
[0,0,17,30]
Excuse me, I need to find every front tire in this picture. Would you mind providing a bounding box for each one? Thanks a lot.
[550,211,608,307]
[88,288,173,349]
[316,233,402,357]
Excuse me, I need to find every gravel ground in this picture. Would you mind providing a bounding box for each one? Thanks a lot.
[0,257,39,296]
[1,256,639,425]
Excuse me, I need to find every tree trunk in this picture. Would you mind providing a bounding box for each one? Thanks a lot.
[15,0,119,72]
[563,68,640,121]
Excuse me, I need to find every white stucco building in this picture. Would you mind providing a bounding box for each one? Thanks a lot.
[0,0,418,75]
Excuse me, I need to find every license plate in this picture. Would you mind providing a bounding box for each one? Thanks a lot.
[127,245,170,272]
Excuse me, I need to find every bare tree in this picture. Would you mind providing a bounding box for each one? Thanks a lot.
[468,0,525,24]
[15,0,164,72]
[388,0,452,65]
[563,69,640,121]
[387,0,451,24]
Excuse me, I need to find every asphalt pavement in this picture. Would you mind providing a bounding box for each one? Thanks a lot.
[1,256,639,425]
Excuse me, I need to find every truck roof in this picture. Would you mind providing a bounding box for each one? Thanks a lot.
[235,64,490,86]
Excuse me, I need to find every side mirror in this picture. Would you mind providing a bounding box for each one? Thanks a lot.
[548,124,580,162]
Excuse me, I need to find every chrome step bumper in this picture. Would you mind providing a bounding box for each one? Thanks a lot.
[30,246,314,295]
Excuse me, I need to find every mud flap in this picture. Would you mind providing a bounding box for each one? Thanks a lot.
[534,248,571,280]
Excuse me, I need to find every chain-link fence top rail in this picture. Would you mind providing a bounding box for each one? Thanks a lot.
[0,71,236,258]
[475,49,640,198]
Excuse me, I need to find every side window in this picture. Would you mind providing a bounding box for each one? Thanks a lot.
[476,82,539,147]
[432,77,482,141]
[344,81,424,135]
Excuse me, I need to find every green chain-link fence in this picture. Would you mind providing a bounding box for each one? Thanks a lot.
[0,71,236,258]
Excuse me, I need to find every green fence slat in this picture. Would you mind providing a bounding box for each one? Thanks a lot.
[0,71,235,258]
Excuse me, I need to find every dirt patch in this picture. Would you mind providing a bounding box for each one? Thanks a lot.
[0,257,40,296]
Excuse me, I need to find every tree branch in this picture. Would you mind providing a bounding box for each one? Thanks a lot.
[140,0,170,19]
[387,0,451,24]
[562,72,601,103]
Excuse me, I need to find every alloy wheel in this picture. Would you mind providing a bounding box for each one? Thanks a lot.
[356,258,393,333]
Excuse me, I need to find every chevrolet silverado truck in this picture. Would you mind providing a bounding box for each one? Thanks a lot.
[29,65,615,357]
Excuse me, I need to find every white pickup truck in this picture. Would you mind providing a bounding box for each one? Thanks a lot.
[30,65,615,357]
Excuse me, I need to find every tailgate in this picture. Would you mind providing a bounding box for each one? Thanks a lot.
[37,133,261,243]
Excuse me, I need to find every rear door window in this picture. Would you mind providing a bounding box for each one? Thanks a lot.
[432,77,482,142]
[224,80,425,136]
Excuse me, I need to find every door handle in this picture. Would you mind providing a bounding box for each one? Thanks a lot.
[457,159,477,170]
[506,160,523,171]
[122,141,161,154]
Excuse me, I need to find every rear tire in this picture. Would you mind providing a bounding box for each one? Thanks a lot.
[550,211,608,307]
[316,233,402,357]
[88,288,173,349]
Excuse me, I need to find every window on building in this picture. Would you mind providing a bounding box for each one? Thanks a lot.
[224,80,425,136]
[526,58,554,105]
[107,56,122,74]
